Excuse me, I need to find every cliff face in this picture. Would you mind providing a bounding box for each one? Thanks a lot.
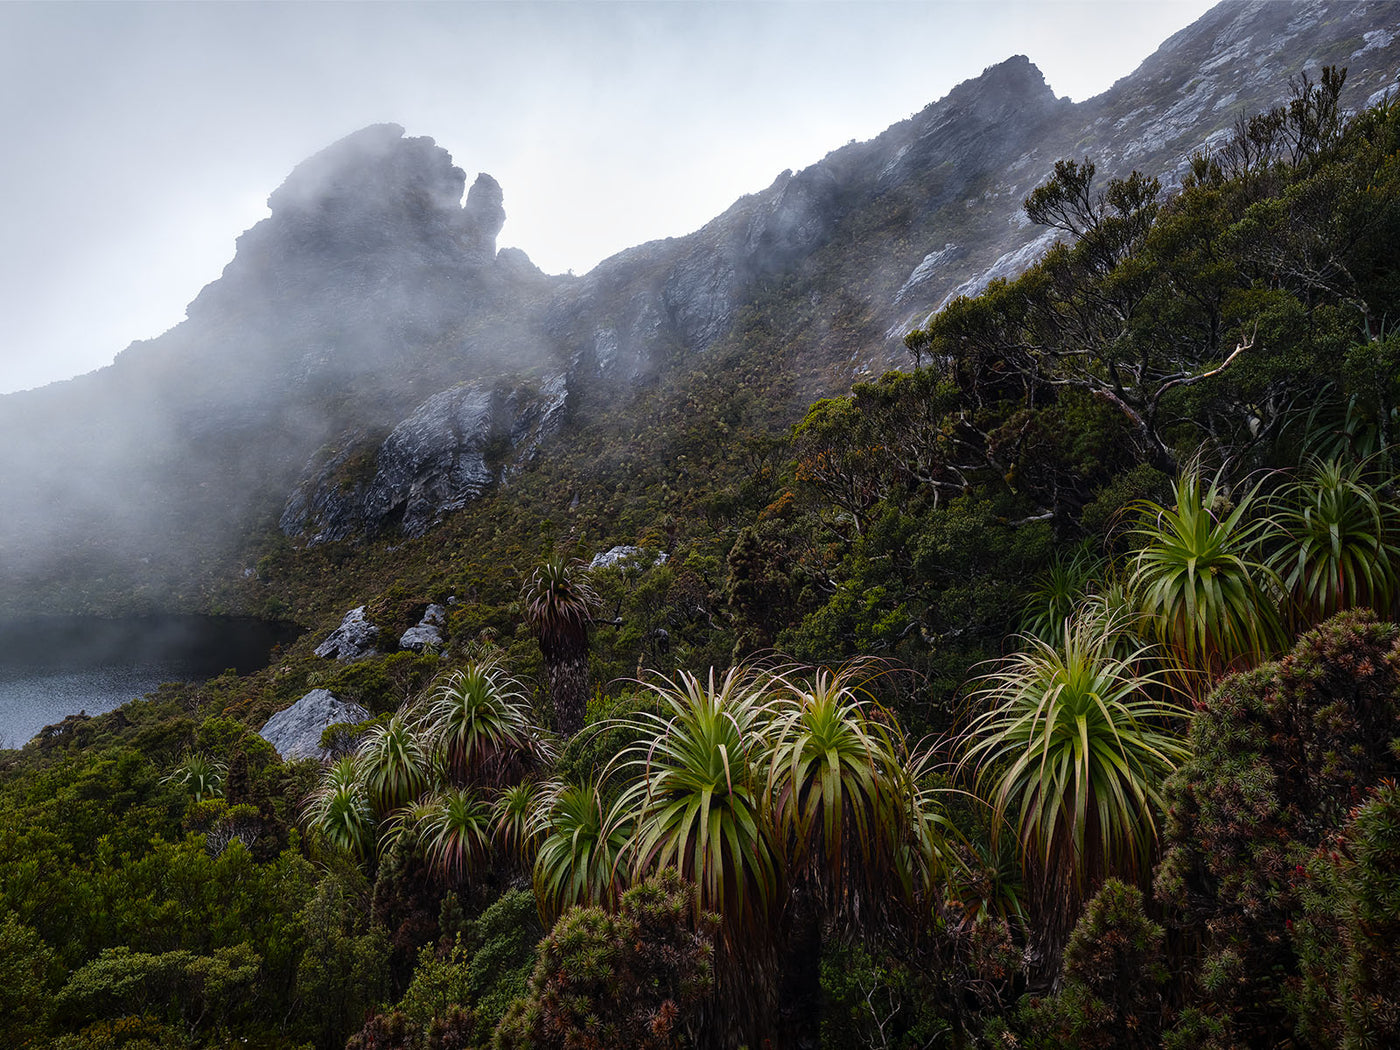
[874,0,1400,350]
[279,374,568,544]
[183,125,513,377]
[1,1,1397,612]
[0,122,564,604]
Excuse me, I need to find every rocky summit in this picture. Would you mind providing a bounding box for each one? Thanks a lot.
[0,0,1397,615]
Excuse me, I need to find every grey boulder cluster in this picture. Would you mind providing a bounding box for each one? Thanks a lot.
[589,545,668,571]
[310,602,450,659]
[258,601,449,761]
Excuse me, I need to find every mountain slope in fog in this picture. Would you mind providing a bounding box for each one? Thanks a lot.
[0,0,1397,615]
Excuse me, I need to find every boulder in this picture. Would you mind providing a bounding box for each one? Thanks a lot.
[259,689,369,762]
[314,605,379,660]
[399,603,448,651]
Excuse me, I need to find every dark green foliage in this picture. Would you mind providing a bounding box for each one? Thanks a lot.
[56,942,262,1036]
[1264,456,1400,632]
[782,491,1055,730]
[347,937,479,1050]
[994,880,1168,1050]
[320,717,370,758]
[1060,881,1169,1036]
[1293,775,1400,1048]
[721,522,794,656]
[0,733,322,1046]
[587,551,683,676]
[44,1015,192,1050]
[0,912,56,1046]
[344,890,543,1050]
[820,941,952,1049]
[1155,611,1400,1047]
[295,863,392,1049]
[822,910,1023,1050]
[372,844,449,994]
[461,890,544,1043]
[495,870,718,1050]
[553,689,661,790]
[322,651,444,715]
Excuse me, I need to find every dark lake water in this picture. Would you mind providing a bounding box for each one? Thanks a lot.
[0,615,300,748]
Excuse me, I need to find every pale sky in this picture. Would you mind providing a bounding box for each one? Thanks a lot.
[0,0,1217,395]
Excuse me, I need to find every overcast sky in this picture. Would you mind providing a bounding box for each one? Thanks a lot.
[0,0,1217,395]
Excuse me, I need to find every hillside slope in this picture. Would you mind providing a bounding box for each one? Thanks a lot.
[0,0,1396,616]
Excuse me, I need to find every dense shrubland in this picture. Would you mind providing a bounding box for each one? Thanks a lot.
[4,70,1400,1048]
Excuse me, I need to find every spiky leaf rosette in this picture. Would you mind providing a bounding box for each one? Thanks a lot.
[303,756,375,857]
[764,663,909,918]
[963,611,1189,908]
[1266,456,1400,630]
[162,752,227,804]
[524,555,598,660]
[617,667,781,936]
[1130,470,1281,679]
[420,658,542,786]
[357,710,431,817]
[524,555,599,737]
[530,778,631,922]
[419,786,493,884]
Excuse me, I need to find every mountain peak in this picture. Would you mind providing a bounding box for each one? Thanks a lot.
[251,121,508,265]
[952,53,1058,106]
[186,125,509,327]
[267,122,465,219]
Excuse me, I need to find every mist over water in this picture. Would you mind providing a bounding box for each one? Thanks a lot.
[0,615,299,748]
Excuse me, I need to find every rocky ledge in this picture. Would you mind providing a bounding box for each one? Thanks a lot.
[280,374,567,544]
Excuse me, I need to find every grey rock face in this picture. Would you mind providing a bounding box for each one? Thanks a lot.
[188,123,505,349]
[938,230,1062,310]
[461,174,506,264]
[589,545,668,571]
[399,603,448,651]
[314,606,380,660]
[878,9,1400,363]
[7,1,1400,614]
[281,374,568,544]
[259,688,369,761]
[555,160,850,388]
[894,244,962,309]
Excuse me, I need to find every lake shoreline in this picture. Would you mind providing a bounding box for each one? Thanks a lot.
[0,614,300,747]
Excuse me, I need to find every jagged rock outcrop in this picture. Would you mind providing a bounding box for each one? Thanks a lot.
[313,606,379,660]
[461,174,507,264]
[176,123,539,395]
[399,604,448,651]
[259,688,369,761]
[0,120,564,611]
[281,373,567,543]
[589,546,668,572]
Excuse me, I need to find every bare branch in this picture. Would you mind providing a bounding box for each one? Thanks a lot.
[1149,324,1257,418]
